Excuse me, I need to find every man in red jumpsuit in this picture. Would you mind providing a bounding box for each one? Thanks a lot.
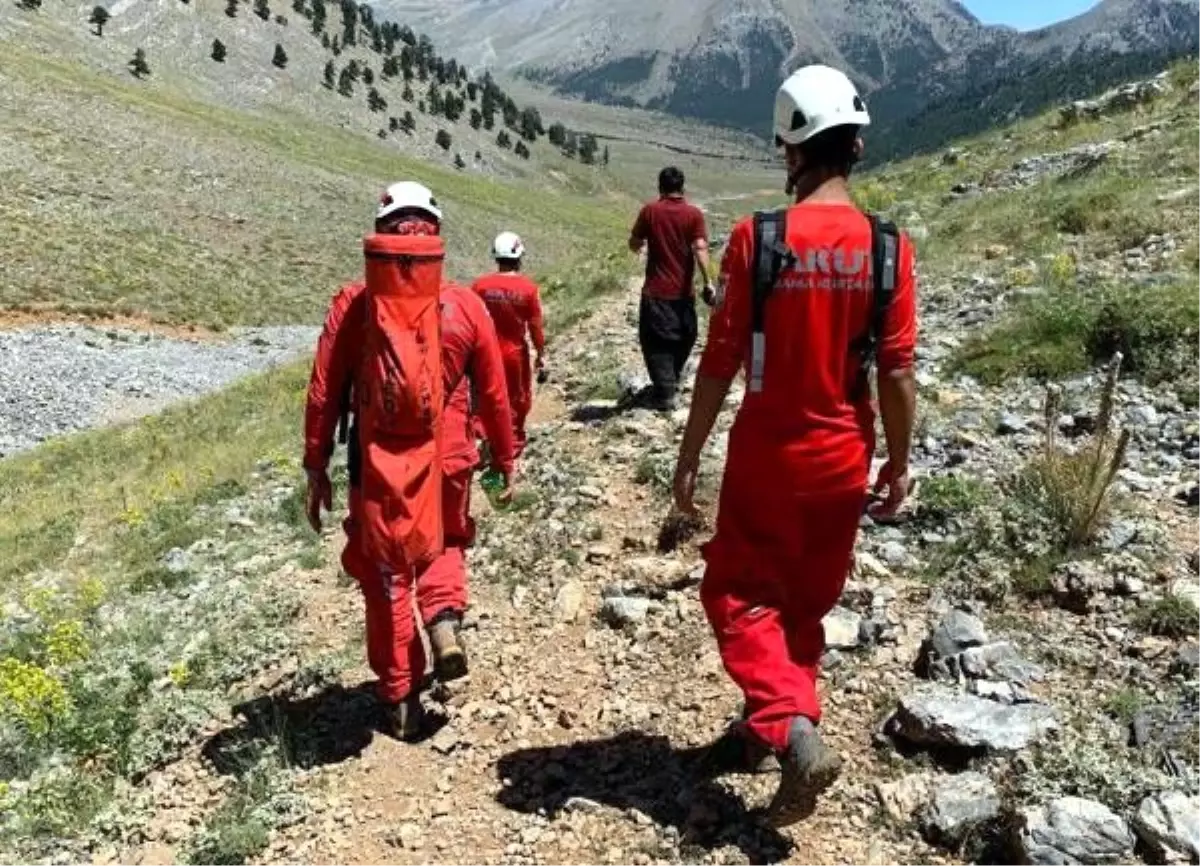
[303,181,516,740]
[673,66,918,825]
[471,231,545,457]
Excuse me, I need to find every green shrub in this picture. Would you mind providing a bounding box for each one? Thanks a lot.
[955,280,1198,385]
[1134,595,1198,639]
[918,474,990,520]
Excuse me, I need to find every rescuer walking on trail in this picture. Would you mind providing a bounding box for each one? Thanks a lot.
[629,167,716,411]
[472,231,546,457]
[303,182,516,740]
[672,66,918,825]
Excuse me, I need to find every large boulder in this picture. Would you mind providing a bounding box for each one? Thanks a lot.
[919,771,1001,850]
[1132,791,1200,864]
[888,688,1058,752]
[1017,797,1135,865]
[823,606,863,651]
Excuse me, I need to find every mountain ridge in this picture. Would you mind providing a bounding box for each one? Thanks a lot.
[375,0,1199,157]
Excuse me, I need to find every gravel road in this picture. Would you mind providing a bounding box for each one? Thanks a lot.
[0,325,318,456]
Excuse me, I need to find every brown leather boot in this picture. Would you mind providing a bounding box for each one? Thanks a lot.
[380,694,425,742]
[428,613,468,683]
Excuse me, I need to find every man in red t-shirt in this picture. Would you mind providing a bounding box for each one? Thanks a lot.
[303,182,516,740]
[673,67,918,825]
[629,167,714,410]
[472,231,545,457]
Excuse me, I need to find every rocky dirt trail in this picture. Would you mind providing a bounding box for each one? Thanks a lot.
[112,279,947,866]
[111,251,1198,865]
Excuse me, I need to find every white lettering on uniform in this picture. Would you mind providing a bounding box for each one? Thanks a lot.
[775,247,869,293]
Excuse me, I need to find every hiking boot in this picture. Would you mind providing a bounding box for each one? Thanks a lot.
[428,613,468,683]
[767,717,842,827]
[695,724,779,778]
[380,694,425,742]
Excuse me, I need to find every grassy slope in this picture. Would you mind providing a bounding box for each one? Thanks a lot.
[0,41,628,328]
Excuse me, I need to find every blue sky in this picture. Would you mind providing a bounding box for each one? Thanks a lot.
[962,0,1100,31]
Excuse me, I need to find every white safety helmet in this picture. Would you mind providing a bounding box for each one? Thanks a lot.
[376,180,442,223]
[773,64,871,147]
[492,230,524,261]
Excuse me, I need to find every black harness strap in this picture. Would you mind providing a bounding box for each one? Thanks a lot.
[749,208,796,393]
[749,208,900,398]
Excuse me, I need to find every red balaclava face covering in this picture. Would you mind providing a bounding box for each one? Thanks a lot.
[381,217,440,236]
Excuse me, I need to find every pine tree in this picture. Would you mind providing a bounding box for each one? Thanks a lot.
[272,43,288,69]
[401,110,415,134]
[291,0,305,13]
[17,0,42,10]
[519,106,543,141]
[362,66,374,85]
[381,55,399,79]
[321,32,330,49]
[402,85,413,102]
[483,109,495,131]
[579,133,599,165]
[454,153,465,170]
[224,0,238,17]
[128,47,150,78]
[435,129,451,151]
[514,140,530,160]
[496,130,511,150]
[211,38,227,62]
[254,0,270,20]
[322,59,335,88]
[367,87,387,113]
[469,109,481,130]
[602,145,610,167]
[89,5,110,36]
[310,0,325,33]
[337,66,354,96]
[388,116,399,132]
[548,123,566,147]
[466,81,478,102]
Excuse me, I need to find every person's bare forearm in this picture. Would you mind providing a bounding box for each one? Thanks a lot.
[679,374,732,464]
[878,367,916,469]
[694,241,713,285]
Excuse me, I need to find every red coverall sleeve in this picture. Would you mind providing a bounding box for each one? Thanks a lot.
[877,234,918,374]
[466,294,517,473]
[698,218,753,381]
[527,282,546,353]
[303,284,362,472]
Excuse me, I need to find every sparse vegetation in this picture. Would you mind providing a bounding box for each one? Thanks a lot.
[1134,595,1199,638]
[955,280,1198,386]
[1012,362,1129,550]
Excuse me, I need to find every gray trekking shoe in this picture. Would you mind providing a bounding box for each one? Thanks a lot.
[380,694,425,742]
[767,717,842,827]
[428,615,468,683]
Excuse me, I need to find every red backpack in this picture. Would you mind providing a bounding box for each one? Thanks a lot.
[355,232,445,574]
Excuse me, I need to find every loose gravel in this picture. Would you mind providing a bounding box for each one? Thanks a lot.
[0,325,318,456]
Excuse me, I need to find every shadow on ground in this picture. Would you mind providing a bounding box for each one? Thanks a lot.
[203,682,381,773]
[496,730,793,863]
